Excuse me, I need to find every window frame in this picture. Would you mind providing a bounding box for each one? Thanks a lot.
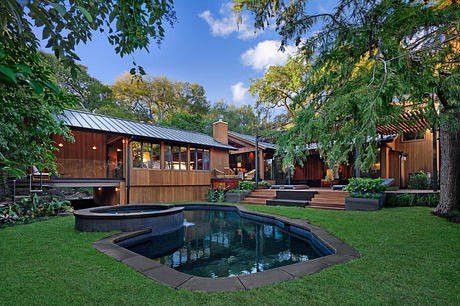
[190,147,211,171]
[131,140,161,170]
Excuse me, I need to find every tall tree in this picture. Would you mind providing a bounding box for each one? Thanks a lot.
[249,54,310,121]
[112,73,181,124]
[235,0,459,213]
[0,0,177,200]
[40,52,112,112]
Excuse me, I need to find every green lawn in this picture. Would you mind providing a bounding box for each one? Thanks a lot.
[1,206,459,305]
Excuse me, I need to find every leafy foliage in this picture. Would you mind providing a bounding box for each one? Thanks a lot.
[238,181,255,191]
[0,34,74,175]
[408,171,430,190]
[1,0,176,75]
[386,193,439,207]
[345,178,388,194]
[250,54,310,122]
[349,192,383,199]
[207,187,226,202]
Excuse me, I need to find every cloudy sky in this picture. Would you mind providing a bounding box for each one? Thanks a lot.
[42,0,333,110]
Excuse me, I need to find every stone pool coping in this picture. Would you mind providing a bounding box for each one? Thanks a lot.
[93,203,360,292]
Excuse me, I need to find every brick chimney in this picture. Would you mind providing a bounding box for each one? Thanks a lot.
[213,116,228,144]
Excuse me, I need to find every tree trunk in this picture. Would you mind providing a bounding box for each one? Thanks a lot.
[0,170,5,202]
[433,112,460,214]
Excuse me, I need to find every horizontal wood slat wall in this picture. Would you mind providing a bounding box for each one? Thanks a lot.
[129,186,209,203]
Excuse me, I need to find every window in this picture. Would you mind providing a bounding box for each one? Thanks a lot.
[180,147,188,170]
[167,145,187,170]
[164,145,173,169]
[132,141,142,168]
[142,143,152,168]
[190,148,210,171]
[132,141,160,169]
[403,130,425,141]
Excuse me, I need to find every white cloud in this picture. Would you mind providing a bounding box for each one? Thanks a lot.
[199,2,261,40]
[231,81,248,103]
[241,40,297,71]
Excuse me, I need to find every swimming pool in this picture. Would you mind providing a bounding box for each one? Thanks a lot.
[119,208,331,278]
[93,203,360,292]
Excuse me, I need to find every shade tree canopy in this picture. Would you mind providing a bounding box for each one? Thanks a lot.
[235,0,459,213]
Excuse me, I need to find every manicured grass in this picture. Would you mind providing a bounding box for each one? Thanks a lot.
[1,206,459,305]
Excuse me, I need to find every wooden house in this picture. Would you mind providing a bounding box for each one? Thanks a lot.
[51,109,234,205]
[224,111,438,189]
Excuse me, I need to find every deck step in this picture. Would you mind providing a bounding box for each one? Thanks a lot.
[307,205,345,210]
[308,202,345,209]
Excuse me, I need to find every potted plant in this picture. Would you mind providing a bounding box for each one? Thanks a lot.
[225,189,252,203]
[344,178,388,211]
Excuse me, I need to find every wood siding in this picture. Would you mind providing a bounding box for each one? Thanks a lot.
[52,130,107,178]
[129,186,209,203]
[293,154,324,180]
[381,130,439,187]
[210,148,229,172]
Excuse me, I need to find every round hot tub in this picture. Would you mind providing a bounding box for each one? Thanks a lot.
[74,204,184,233]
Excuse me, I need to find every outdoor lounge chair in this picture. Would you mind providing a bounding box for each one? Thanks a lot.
[30,165,50,180]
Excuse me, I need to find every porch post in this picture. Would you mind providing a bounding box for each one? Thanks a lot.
[255,136,259,189]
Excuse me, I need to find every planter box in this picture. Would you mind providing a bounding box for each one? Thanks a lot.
[345,194,387,211]
[225,191,251,203]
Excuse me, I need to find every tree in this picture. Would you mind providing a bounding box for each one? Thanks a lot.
[40,52,112,112]
[176,82,211,115]
[0,0,176,201]
[249,54,310,121]
[235,0,459,213]
[112,73,181,124]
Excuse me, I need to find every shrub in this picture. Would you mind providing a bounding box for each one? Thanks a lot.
[207,187,226,202]
[408,171,429,190]
[345,178,388,194]
[349,192,383,199]
[386,193,439,207]
[227,189,248,193]
[259,181,270,187]
[238,181,255,191]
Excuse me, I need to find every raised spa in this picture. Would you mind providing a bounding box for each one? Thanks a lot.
[74,204,184,233]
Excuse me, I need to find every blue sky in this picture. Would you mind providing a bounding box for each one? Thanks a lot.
[38,0,335,110]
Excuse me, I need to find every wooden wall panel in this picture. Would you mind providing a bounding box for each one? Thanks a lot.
[393,130,438,187]
[130,169,211,187]
[53,130,106,178]
[293,154,323,180]
[211,148,229,172]
[129,186,208,203]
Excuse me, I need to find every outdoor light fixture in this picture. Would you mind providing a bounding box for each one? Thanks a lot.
[237,162,242,168]
[92,146,97,150]
[98,187,102,191]
[116,148,122,152]
[58,143,63,147]
[122,139,125,144]
[115,187,119,192]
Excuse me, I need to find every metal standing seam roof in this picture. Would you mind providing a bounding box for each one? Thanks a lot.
[58,109,235,150]
[228,131,277,150]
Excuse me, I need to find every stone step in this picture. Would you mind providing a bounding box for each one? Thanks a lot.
[312,196,348,201]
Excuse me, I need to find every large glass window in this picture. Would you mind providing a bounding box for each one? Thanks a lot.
[180,147,188,170]
[190,148,210,171]
[152,144,161,168]
[132,141,160,169]
[167,145,187,170]
[164,145,173,169]
[132,141,142,168]
[142,143,152,168]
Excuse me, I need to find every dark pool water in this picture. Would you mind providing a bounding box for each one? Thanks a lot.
[124,209,328,278]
